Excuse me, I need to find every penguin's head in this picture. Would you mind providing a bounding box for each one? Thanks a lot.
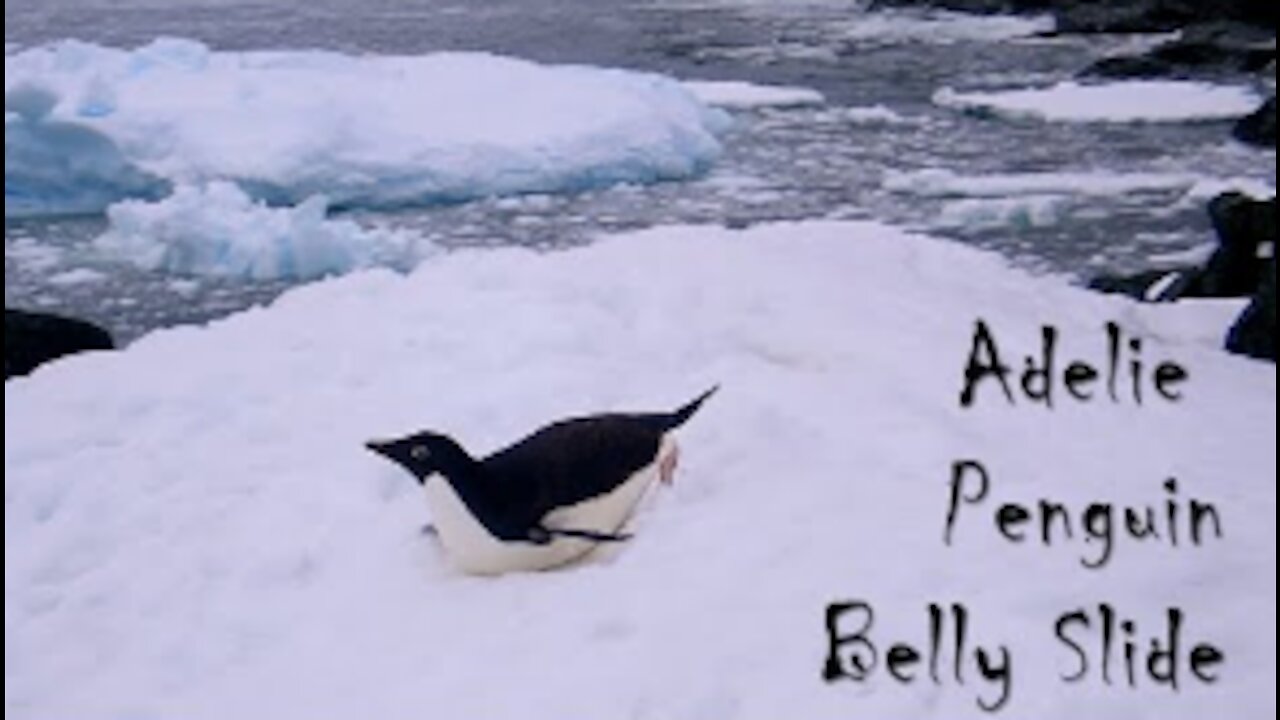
[365,431,475,484]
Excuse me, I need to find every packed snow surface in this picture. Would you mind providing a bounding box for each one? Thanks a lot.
[934,81,1263,123]
[6,221,1275,719]
[94,183,423,280]
[4,39,728,219]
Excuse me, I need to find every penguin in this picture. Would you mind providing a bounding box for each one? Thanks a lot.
[366,387,718,575]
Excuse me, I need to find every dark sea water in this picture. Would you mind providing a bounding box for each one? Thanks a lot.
[6,0,1276,343]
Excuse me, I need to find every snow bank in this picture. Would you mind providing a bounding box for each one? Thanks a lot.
[5,39,728,219]
[93,183,422,280]
[6,221,1274,719]
[935,81,1263,123]
[682,80,825,108]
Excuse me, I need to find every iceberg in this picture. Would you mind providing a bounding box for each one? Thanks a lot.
[5,39,728,219]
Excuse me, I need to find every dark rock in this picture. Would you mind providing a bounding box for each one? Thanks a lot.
[871,0,1275,33]
[5,309,115,380]
[1085,23,1275,79]
[1054,1,1198,34]
[1195,193,1276,297]
[1227,254,1276,361]
[1057,0,1276,32]
[1089,193,1274,303]
[869,1,1037,15]
[1234,97,1276,148]
[1085,55,1180,80]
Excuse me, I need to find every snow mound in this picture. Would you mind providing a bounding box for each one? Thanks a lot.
[5,39,728,219]
[6,221,1274,719]
[934,81,1262,123]
[682,80,825,108]
[94,182,422,280]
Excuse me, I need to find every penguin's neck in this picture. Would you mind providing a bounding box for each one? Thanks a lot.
[434,462,503,519]
[433,462,532,542]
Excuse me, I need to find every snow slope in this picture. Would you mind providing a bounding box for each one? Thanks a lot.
[5,221,1275,719]
[5,39,728,219]
[935,81,1262,123]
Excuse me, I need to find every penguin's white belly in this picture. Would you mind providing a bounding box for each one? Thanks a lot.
[424,437,674,576]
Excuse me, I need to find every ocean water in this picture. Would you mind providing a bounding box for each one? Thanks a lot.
[6,0,1275,343]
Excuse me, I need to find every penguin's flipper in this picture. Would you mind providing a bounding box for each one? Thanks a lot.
[553,527,633,543]
[529,525,632,544]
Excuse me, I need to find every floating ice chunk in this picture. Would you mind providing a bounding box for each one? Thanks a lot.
[885,168,1201,198]
[835,9,1056,46]
[934,81,1262,123]
[1181,178,1277,204]
[936,195,1067,230]
[5,237,65,271]
[836,104,909,125]
[47,268,110,287]
[94,183,423,280]
[5,39,728,219]
[681,80,825,108]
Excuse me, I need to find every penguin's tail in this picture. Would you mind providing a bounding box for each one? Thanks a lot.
[664,385,720,430]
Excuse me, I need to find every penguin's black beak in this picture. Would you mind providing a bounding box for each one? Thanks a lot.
[366,439,408,469]
[366,437,434,486]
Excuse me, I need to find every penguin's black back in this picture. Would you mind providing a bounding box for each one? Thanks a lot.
[482,415,662,516]
[477,387,717,522]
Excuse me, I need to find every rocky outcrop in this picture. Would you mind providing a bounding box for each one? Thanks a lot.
[1089,193,1275,361]
[1084,23,1275,80]
[1234,97,1276,148]
[1199,193,1276,297]
[5,309,115,380]
[870,1,1275,33]
[1089,193,1275,302]
[1227,254,1276,361]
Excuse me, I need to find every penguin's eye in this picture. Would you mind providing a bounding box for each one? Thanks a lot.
[410,445,430,461]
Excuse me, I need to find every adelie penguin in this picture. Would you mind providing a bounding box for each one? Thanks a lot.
[367,387,718,575]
